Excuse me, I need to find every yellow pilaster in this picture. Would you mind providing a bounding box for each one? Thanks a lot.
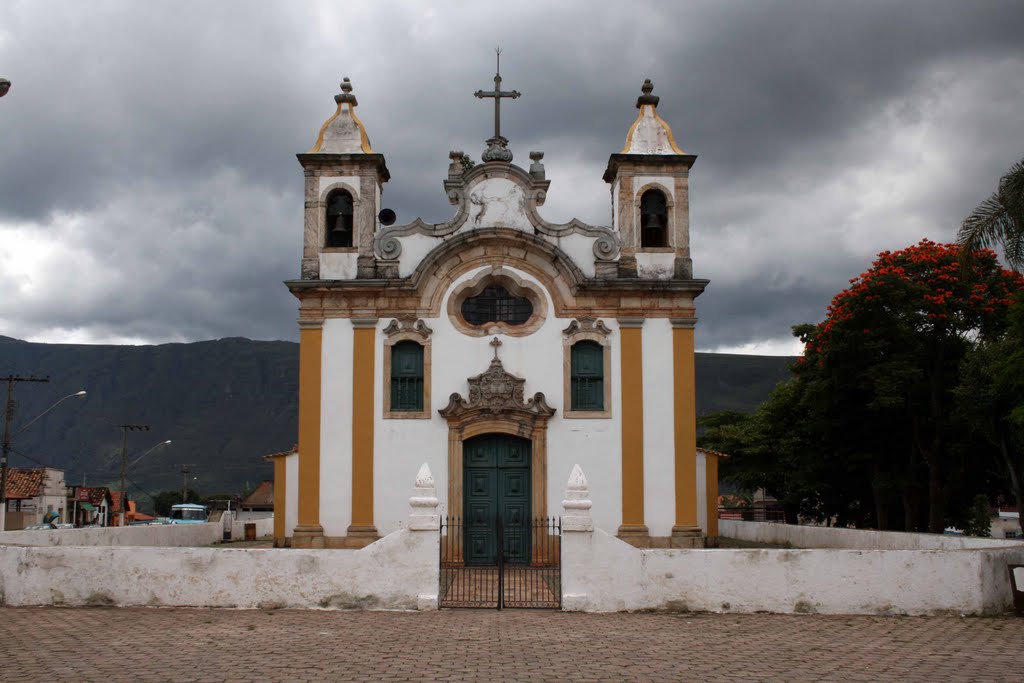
[348,319,379,545]
[672,318,703,546]
[293,319,324,547]
[617,318,648,544]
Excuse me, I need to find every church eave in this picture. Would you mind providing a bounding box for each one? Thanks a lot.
[603,153,697,183]
[296,153,391,182]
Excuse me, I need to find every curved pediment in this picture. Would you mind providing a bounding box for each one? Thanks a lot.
[374,160,620,264]
[439,354,555,423]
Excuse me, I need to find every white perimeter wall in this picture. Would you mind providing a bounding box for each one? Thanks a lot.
[562,526,1024,615]
[0,527,439,610]
[317,266,693,538]
[0,522,221,547]
[721,520,1024,550]
[231,517,275,539]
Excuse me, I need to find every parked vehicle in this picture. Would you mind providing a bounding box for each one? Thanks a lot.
[168,503,208,524]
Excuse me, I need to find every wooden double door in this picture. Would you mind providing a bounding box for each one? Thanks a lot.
[463,434,531,566]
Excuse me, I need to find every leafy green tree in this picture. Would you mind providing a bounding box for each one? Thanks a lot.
[152,489,201,516]
[955,294,1024,534]
[796,240,1022,532]
[959,157,1024,271]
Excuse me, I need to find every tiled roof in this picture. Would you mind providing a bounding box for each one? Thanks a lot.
[241,480,274,508]
[697,448,730,459]
[262,443,298,461]
[88,487,111,507]
[4,468,44,499]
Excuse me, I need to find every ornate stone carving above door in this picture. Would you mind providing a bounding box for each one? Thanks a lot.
[439,345,555,522]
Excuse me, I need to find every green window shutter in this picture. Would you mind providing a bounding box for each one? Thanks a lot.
[390,341,424,411]
[570,341,604,411]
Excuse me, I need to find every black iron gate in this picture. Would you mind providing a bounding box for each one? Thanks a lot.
[439,515,561,609]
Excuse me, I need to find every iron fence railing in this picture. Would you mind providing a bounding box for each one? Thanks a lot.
[439,515,561,609]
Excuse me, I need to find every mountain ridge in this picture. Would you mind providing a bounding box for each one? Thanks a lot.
[0,336,793,498]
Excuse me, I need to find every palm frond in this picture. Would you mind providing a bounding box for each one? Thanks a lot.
[959,156,1024,273]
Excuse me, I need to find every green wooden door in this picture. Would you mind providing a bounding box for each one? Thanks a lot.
[463,434,531,566]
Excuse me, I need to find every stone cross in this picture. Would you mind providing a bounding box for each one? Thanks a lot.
[474,48,520,140]
[474,48,520,162]
[490,336,503,360]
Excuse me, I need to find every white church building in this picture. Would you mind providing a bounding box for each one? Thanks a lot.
[272,70,721,553]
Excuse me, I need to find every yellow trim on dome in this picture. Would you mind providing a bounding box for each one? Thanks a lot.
[621,104,685,155]
[308,103,375,154]
[348,105,375,154]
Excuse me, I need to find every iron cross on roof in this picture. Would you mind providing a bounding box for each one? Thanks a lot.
[474,48,520,162]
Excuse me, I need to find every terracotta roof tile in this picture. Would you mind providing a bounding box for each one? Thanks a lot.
[241,480,274,508]
[4,468,44,499]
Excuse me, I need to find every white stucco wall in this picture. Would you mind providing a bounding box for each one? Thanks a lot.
[285,452,298,539]
[231,517,275,539]
[696,451,708,534]
[636,252,676,279]
[0,527,439,610]
[320,318,355,537]
[0,522,221,547]
[562,526,1024,615]
[642,318,675,537]
[320,252,359,279]
[720,520,1024,550]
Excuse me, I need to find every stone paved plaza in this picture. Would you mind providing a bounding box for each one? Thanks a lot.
[2,607,1022,682]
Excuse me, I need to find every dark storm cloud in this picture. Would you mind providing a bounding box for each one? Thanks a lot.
[1,1,1023,351]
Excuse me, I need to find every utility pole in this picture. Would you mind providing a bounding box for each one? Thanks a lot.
[117,424,149,526]
[1,375,49,531]
[178,464,198,502]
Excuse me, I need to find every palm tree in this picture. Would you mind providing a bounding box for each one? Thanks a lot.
[958,157,1024,272]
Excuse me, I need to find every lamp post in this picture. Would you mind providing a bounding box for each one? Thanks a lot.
[1,388,87,529]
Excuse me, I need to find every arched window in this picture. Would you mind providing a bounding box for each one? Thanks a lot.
[640,189,668,248]
[570,340,604,411]
[461,285,534,326]
[390,340,424,411]
[325,189,354,248]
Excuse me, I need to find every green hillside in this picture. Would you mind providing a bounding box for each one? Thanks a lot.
[0,336,792,499]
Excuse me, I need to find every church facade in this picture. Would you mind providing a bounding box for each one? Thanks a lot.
[280,72,717,551]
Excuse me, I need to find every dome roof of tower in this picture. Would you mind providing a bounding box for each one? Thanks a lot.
[621,79,684,155]
[309,77,375,154]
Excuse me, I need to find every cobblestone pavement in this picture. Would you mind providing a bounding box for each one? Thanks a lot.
[2,607,1022,682]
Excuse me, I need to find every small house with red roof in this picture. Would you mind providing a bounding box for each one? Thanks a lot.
[3,467,66,530]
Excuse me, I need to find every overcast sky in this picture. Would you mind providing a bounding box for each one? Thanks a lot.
[2,1,1023,355]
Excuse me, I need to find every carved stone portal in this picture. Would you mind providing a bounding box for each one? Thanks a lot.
[439,352,555,523]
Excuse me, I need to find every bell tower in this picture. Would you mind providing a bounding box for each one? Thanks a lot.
[603,79,696,279]
[297,78,390,280]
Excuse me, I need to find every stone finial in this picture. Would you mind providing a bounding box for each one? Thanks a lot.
[414,462,435,489]
[562,464,593,532]
[636,78,659,108]
[529,151,545,180]
[409,463,439,531]
[336,77,358,105]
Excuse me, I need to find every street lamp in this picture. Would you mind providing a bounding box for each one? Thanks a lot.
[14,391,87,437]
[0,79,10,98]
[127,440,172,469]
[1,389,87,529]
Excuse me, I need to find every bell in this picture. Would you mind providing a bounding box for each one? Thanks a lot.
[641,212,663,230]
